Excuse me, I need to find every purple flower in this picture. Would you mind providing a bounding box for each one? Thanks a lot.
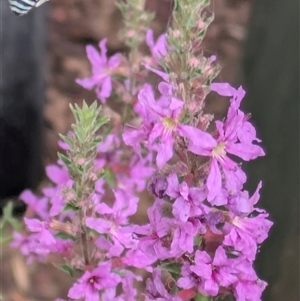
[46,164,71,185]
[124,84,212,168]
[210,82,238,97]
[211,83,263,148]
[122,248,155,272]
[223,212,273,261]
[123,84,161,155]
[148,173,168,198]
[49,191,66,217]
[10,231,33,257]
[134,200,173,260]
[24,218,56,246]
[201,211,225,235]
[232,257,267,301]
[166,173,207,221]
[143,63,169,82]
[178,247,238,296]
[176,262,197,290]
[50,239,73,258]
[145,268,181,301]
[120,154,154,192]
[86,190,138,256]
[19,189,48,219]
[68,262,121,301]
[146,29,167,61]
[76,39,121,103]
[170,219,199,255]
[209,181,263,215]
[116,271,142,301]
[101,289,116,301]
[189,84,264,200]
[233,279,267,301]
[97,133,121,153]
[45,163,73,216]
[10,231,50,263]
[227,181,263,216]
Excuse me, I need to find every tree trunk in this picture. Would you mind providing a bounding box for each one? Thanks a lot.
[242,0,299,300]
[0,2,47,214]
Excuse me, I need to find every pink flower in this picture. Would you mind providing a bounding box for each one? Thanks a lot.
[232,257,267,301]
[68,262,121,301]
[145,268,181,301]
[227,181,263,216]
[76,39,121,103]
[233,279,267,301]
[189,84,264,200]
[86,190,138,256]
[24,218,56,246]
[121,248,154,272]
[124,84,212,168]
[166,173,207,221]
[117,154,154,193]
[45,164,73,217]
[146,29,167,61]
[19,190,48,219]
[133,199,173,260]
[178,247,238,296]
[223,212,273,261]
[46,164,71,185]
[115,271,142,301]
[10,231,50,263]
[170,219,200,255]
[148,173,168,198]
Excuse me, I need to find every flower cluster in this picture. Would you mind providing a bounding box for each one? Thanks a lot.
[9,1,272,300]
[123,79,272,300]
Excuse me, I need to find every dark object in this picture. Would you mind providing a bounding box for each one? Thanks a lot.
[0,1,47,215]
[9,0,48,17]
[242,0,299,300]
[148,173,168,199]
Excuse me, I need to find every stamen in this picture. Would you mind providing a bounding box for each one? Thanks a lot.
[162,117,177,130]
[212,142,226,158]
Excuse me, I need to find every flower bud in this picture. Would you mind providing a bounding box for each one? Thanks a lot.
[147,174,168,199]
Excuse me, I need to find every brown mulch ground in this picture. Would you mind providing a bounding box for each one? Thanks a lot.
[1,1,253,300]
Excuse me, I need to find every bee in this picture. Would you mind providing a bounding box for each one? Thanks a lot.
[8,0,49,16]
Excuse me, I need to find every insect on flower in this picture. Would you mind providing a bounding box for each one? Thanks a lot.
[8,0,49,16]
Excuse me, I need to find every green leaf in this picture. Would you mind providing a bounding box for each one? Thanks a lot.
[0,215,7,230]
[97,169,105,179]
[55,263,74,277]
[174,0,179,11]
[72,124,87,143]
[58,133,73,148]
[195,294,213,301]
[58,152,71,166]
[2,202,14,220]
[8,217,22,232]
[96,116,109,129]
[69,103,80,123]
[194,235,203,246]
[62,203,79,212]
[55,232,76,241]
[104,169,116,187]
[161,262,182,276]
[1,202,22,231]
[0,235,13,245]
[68,164,83,178]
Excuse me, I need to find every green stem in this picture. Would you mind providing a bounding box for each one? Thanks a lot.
[78,209,89,266]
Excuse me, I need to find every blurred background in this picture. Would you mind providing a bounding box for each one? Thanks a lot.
[0,0,298,300]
